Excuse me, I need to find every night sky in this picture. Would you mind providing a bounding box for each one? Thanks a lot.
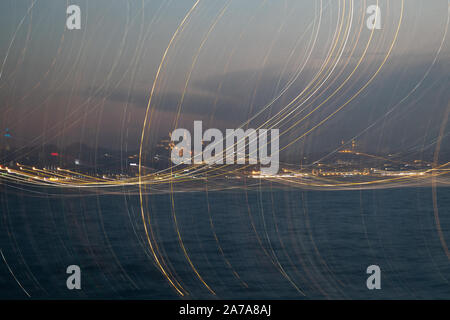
[0,0,449,157]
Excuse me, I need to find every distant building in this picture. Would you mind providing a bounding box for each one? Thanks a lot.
[0,129,13,162]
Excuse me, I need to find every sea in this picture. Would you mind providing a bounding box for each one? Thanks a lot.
[0,185,449,299]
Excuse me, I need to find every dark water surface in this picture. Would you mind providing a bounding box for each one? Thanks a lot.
[1,186,449,299]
